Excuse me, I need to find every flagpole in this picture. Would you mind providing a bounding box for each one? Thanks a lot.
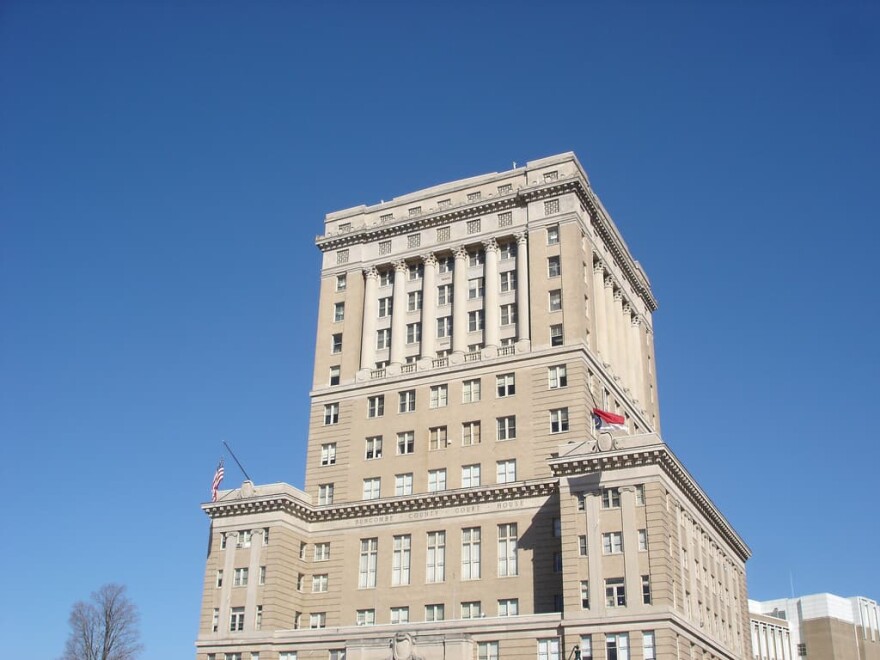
[223,441,252,482]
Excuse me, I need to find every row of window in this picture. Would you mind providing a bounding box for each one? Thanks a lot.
[219,529,269,549]
[215,566,266,588]
[577,486,647,510]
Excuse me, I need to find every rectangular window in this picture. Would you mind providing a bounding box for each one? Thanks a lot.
[580,580,590,609]
[550,324,563,346]
[498,211,513,227]
[309,612,326,629]
[461,463,481,487]
[380,213,394,223]
[438,256,453,273]
[499,242,516,259]
[548,365,567,389]
[427,468,447,492]
[426,531,446,583]
[548,256,561,277]
[496,373,515,397]
[329,366,340,385]
[230,607,245,632]
[428,426,448,450]
[544,170,559,182]
[437,284,453,305]
[437,226,451,242]
[468,310,484,332]
[605,578,626,607]
[314,543,330,561]
[498,183,513,195]
[639,529,648,551]
[429,384,448,409]
[378,240,392,256]
[462,379,481,403]
[642,575,652,604]
[398,390,416,413]
[601,487,621,508]
[549,289,562,311]
[365,435,383,459]
[496,415,516,440]
[320,443,337,466]
[498,598,519,616]
[362,478,381,500]
[580,636,593,660]
[635,484,646,505]
[550,408,569,433]
[397,432,414,455]
[547,225,560,245]
[467,191,482,202]
[367,395,384,418]
[259,566,266,585]
[606,633,629,660]
[336,249,349,264]
[378,297,392,317]
[312,574,328,593]
[643,632,655,660]
[462,421,481,446]
[500,303,517,325]
[496,459,516,483]
[544,198,560,214]
[323,403,339,425]
[358,538,378,588]
[318,483,334,505]
[602,531,623,554]
[392,535,411,585]
[212,608,219,632]
[461,601,482,619]
[579,535,588,556]
[236,530,252,548]
[333,302,345,321]
[408,233,421,248]
[461,527,481,580]
[497,523,518,577]
[467,219,481,234]
[468,277,484,299]
[394,473,413,496]
[376,328,391,350]
[438,198,452,209]
[335,273,347,291]
[407,290,422,311]
[500,271,516,292]
[425,603,445,621]
[537,638,560,660]
[233,567,248,587]
[436,316,452,338]
[468,250,484,267]
[408,206,421,217]
[379,270,393,286]
[406,322,421,344]
[331,333,342,354]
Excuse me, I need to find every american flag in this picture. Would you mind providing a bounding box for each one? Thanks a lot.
[211,459,225,502]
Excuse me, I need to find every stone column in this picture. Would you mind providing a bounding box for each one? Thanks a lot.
[360,267,379,369]
[629,313,645,404]
[620,487,642,612]
[604,276,619,375]
[452,246,468,354]
[420,253,437,359]
[483,238,500,348]
[592,261,609,364]
[515,232,530,341]
[389,260,407,365]
[616,292,631,390]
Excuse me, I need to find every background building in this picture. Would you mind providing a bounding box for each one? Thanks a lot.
[750,594,880,660]
[197,153,752,660]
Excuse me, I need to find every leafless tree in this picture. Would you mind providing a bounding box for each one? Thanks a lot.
[61,583,143,660]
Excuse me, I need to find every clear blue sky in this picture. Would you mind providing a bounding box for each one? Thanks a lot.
[2,1,878,657]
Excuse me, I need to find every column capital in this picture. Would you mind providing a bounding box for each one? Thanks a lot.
[364,266,380,280]
[453,245,469,259]
[483,237,499,253]
[604,275,615,289]
[515,231,528,245]
[393,260,408,273]
[422,252,437,266]
[631,314,642,327]
[622,301,633,315]
[614,289,623,302]
[593,260,605,274]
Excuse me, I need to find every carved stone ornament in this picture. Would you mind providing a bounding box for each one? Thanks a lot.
[364,267,380,280]
[604,275,614,289]
[514,231,528,245]
[483,237,498,252]
[389,632,424,660]
[593,261,605,274]
[453,245,469,260]
[394,260,408,273]
[422,252,437,266]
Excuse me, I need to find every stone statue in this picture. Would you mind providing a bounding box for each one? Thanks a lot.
[389,632,424,660]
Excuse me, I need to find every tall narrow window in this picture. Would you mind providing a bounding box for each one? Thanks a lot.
[323,403,339,425]
[397,431,414,455]
[398,390,416,413]
[426,531,446,583]
[462,379,481,403]
[496,416,516,440]
[605,578,626,607]
[606,633,629,660]
[497,523,518,577]
[367,395,384,418]
[580,580,590,609]
[462,421,481,445]
[365,436,382,459]
[429,385,448,408]
[550,408,569,433]
[320,443,337,466]
[548,256,561,277]
[550,324,563,346]
[461,527,481,580]
[548,365,567,389]
[358,538,378,588]
[392,535,411,586]
[537,638,560,660]
[642,575,652,604]
[643,632,655,660]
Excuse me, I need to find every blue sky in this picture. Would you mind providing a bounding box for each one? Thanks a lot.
[2,1,878,657]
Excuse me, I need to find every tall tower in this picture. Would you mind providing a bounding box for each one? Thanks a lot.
[197,153,752,660]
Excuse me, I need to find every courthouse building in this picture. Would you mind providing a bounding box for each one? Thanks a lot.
[197,153,753,660]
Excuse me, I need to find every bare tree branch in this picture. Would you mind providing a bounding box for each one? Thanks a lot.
[61,584,143,660]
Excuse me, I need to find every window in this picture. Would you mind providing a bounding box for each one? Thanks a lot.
[498,183,513,195]
[356,609,375,626]
[365,435,383,459]
[498,598,518,617]
[390,607,409,624]
[333,302,345,322]
[336,249,349,265]
[461,527,481,579]
[336,273,347,291]
[550,324,563,345]
[498,523,518,576]
[467,219,481,234]
[553,551,563,572]
[548,256,561,277]
[329,366,340,385]
[461,464,481,487]
[367,395,384,418]
[216,570,223,588]
[427,468,447,492]
[642,632,655,660]
[497,416,516,441]
[320,443,337,466]
[226,654,243,660]
[548,365,567,389]
[379,270,393,286]
[376,328,391,350]
[496,459,516,483]
[544,170,559,182]
[642,575,652,604]
[496,373,515,397]
[378,297,392,317]
[323,403,339,425]
[430,384,448,408]
[280,654,298,660]
[461,601,482,619]
[639,529,648,551]
[233,567,248,587]
[312,574,328,593]
[635,484,646,505]
[544,198,560,214]
[259,566,266,584]
[468,310,484,331]
[438,256,453,273]
[462,379,481,403]
[211,608,219,632]
[394,473,413,496]
[362,478,381,500]
[469,250,484,267]
[329,651,344,660]
[296,573,304,591]
[406,322,421,344]
[437,227,451,242]
[500,303,516,325]
[380,213,394,223]
[438,198,452,209]
[547,226,559,245]
[436,316,452,338]
[500,271,516,292]
[580,636,593,660]
[605,633,628,660]
[579,535,588,556]
[425,603,445,621]
[437,284,453,305]
[605,577,626,607]
[577,493,586,511]
[230,607,245,632]
[498,211,513,227]
[397,432,414,455]
[537,638,560,660]
[314,543,330,561]
[331,333,342,354]
[601,487,621,508]
[550,408,569,433]
[468,277,484,299]
[462,421,481,446]
[408,233,421,248]
[500,242,516,260]
[426,531,446,582]
[379,240,392,256]
[407,290,422,311]
[428,426,448,450]
[602,531,623,554]
[309,612,326,629]
[549,289,562,311]
[409,206,422,217]
[318,483,334,505]
[392,535,411,585]
[467,191,482,202]
[236,530,252,548]
[398,390,416,413]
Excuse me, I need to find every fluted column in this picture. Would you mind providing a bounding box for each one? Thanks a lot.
[360,267,379,369]
[604,276,619,375]
[420,253,437,359]
[483,238,500,347]
[592,261,609,364]
[389,260,407,365]
[622,301,636,394]
[515,232,530,340]
[452,246,468,354]
[615,291,630,387]
[629,313,644,403]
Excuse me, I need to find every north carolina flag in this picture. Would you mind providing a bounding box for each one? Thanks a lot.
[592,408,627,432]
